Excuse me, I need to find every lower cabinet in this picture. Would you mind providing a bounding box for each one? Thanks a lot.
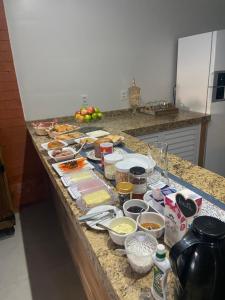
[137,124,201,164]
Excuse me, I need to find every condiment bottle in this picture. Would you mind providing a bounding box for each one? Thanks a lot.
[104,152,123,180]
[129,166,147,199]
[151,244,171,300]
[99,142,113,165]
[116,182,133,208]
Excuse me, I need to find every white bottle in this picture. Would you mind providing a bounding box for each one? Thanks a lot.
[151,244,171,300]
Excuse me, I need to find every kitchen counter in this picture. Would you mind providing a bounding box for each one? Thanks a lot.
[26,110,225,300]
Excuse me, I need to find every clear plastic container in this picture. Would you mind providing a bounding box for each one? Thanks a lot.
[104,152,123,180]
[61,169,97,187]
[68,181,115,210]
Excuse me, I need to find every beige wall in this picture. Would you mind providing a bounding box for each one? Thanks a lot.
[4,0,225,120]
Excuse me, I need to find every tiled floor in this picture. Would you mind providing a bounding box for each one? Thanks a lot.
[0,200,87,300]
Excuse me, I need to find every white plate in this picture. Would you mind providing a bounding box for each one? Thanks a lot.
[52,158,94,177]
[85,205,123,230]
[121,153,156,172]
[74,137,97,149]
[48,147,77,162]
[41,140,67,151]
[86,130,110,138]
[86,150,101,161]
[47,125,80,138]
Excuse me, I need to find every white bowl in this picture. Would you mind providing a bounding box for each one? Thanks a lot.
[108,217,137,246]
[137,212,165,239]
[123,199,149,220]
[125,231,158,274]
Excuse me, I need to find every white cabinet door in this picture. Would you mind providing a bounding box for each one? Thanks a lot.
[137,124,201,164]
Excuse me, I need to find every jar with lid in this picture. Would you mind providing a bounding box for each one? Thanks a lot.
[104,152,123,180]
[129,166,147,199]
[115,160,134,184]
[116,182,133,208]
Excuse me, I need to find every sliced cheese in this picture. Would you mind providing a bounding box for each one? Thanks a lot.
[70,171,93,182]
[83,189,111,206]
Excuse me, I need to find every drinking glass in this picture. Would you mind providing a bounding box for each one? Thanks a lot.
[148,141,169,185]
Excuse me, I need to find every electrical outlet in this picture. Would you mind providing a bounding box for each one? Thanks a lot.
[120,90,128,101]
[81,94,88,106]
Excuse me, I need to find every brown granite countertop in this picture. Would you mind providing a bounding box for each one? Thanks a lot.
[26,110,225,300]
[34,109,210,137]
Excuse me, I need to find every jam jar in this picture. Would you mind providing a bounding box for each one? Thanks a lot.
[129,166,147,199]
[116,182,133,208]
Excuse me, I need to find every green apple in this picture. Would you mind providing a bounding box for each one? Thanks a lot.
[94,107,100,113]
[84,114,92,122]
[91,112,98,120]
[97,112,103,119]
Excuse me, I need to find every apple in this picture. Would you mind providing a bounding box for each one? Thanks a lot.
[84,114,92,122]
[94,107,100,113]
[80,108,88,116]
[87,106,95,114]
[97,112,103,119]
[91,112,98,120]
[79,115,84,122]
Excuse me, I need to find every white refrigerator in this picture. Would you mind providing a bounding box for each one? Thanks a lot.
[176,29,225,177]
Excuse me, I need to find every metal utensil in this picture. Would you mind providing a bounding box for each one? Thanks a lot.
[96,223,127,234]
[73,142,87,156]
[88,214,114,227]
[79,209,115,222]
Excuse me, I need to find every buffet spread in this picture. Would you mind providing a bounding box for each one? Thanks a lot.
[31,120,225,300]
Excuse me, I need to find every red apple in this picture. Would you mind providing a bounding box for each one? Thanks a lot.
[87,106,95,114]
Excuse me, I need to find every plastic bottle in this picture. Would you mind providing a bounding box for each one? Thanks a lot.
[151,244,171,300]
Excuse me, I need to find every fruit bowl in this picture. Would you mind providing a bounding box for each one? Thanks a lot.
[75,106,103,123]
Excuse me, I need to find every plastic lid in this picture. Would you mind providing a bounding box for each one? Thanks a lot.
[115,160,136,172]
[99,142,113,148]
[116,182,133,193]
[104,152,123,164]
[156,244,166,260]
[192,216,225,240]
[129,166,146,175]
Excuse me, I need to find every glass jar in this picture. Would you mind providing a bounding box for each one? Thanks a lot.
[129,166,147,199]
[116,182,133,208]
[115,160,134,184]
[99,142,113,165]
[104,152,123,180]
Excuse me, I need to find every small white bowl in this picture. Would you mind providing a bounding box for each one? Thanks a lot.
[137,212,165,239]
[123,199,149,220]
[108,217,137,246]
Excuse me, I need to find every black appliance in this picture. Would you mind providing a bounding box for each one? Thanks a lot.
[169,215,225,300]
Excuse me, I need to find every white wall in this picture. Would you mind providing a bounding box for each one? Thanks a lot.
[4,0,225,120]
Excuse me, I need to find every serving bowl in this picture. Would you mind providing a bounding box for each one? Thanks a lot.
[123,199,149,220]
[108,217,137,246]
[137,212,165,239]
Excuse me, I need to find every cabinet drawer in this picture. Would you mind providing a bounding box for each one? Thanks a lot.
[137,124,201,164]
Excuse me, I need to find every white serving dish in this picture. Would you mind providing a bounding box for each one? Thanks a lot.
[125,231,158,274]
[85,205,123,230]
[41,140,67,151]
[86,130,110,138]
[108,217,137,246]
[47,124,80,138]
[48,147,77,162]
[123,199,149,220]
[137,212,165,239]
[52,158,94,177]
[121,153,156,173]
[74,137,97,149]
